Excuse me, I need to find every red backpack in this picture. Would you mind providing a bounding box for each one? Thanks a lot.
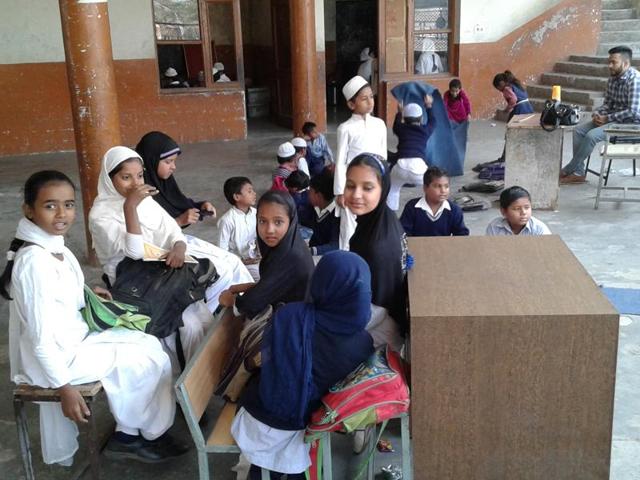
[305,346,410,480]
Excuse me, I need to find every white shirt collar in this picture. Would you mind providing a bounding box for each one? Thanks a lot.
[415,197,450,218]
[315,201,336,218]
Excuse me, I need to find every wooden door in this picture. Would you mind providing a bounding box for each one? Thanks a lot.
[271,0,292,127]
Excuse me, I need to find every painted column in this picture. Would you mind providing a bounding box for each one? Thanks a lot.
[59,0,121,263]
[289,0,318,134]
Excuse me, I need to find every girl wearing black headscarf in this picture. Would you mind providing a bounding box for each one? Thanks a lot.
[134,131,255,316]
[344,153,407,351]
[219,191,314,318]
[136,131,216,227]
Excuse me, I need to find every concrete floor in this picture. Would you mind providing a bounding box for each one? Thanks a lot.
[0,115,639,479]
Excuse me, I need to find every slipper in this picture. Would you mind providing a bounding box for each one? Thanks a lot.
[452,193,490,211]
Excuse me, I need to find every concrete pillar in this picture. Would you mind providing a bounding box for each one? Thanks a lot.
[289,0,318,134]
[59,0,121,263]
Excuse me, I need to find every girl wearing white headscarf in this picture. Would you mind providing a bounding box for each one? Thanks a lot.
[415,38,444,75]
[89,146,248,367]
[4,170,177,466]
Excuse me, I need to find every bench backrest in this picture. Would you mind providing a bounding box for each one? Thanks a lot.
[177,309,244,423]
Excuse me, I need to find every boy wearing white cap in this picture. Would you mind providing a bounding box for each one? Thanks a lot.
[271,142,298,191]
[335,75,387,249]
[291,137,311,177]
[387,97,434,211]
[213,62,231,82]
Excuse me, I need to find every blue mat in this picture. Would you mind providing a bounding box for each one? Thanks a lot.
[601,287,640,315]
[390,81,465,176]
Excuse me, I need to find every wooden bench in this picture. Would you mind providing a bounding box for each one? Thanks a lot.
[13,381,104,480]
[175,308,272,479]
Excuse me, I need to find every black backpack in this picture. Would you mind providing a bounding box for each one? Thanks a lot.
[110,257,218,339]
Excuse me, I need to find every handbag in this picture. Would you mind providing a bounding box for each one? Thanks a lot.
[110,257,218,339]
[540,100,580,132]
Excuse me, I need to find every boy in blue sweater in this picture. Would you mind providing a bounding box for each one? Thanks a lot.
[387,99,435,210]
[400,167,469,236]
[304,169,340,256]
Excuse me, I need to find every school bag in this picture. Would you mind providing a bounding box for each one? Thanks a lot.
[109,257,218,339]
[305,345,410,480]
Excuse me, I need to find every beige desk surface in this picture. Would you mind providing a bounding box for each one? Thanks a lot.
[407,235,617,318]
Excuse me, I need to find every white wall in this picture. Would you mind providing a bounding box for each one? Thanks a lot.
[459,0,563,43]
[0,0,158,64]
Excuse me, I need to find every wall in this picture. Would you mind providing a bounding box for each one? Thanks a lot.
[0,0,246,156]
[381,0,601,123]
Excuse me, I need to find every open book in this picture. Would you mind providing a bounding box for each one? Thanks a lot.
[143,242,198,264]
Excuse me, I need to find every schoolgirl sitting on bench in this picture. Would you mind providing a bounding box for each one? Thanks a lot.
[218,191,314,318]
[2,170,184,466]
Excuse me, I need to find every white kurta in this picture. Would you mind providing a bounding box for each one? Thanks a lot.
[9,220,175,465]
[217,206,258,260]
[231,407,310,474]
[333,113,387,196]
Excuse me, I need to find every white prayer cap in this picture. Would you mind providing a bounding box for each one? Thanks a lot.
[342,75,369,101]
[420,38,436,52]
[291,137,307,148]
[403,103,423,118]
[277,142,296,158]
[359,47,370,61]
[164,67,178,77]
[213,62,225,71]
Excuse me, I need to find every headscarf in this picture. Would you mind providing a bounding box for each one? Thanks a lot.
[88,146,186,271]
[235,191,314,318]
[348,154,408,332]
[135,131,196,219]
[259,251,372,427]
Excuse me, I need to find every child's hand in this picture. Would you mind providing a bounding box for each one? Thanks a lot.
[58,385,90,424]
[177,208,200,226]
[219,289,236,308]
[123,184,158,209]
[92,286,112,301]
[200,202,217,218]
[166,242,186,268]
[424,94,434,109]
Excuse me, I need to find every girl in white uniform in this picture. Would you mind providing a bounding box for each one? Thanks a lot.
[89,147,249,369]
[1,171,182,466]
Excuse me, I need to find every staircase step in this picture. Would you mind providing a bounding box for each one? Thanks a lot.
[601,19,640,30]
[527,84,604,106]
[540,72,609,91]
[569,55,640,67]
[554,61,610,77]
[597,42,640,55]
[529,97,594,113]
[602,8,636,20]
[602,0,633,9]
[600,30,640,42]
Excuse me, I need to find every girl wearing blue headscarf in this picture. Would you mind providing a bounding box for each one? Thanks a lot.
[231,251,374,479]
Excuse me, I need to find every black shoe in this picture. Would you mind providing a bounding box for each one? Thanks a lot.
[145,433,191,459]
[104,434,189,464]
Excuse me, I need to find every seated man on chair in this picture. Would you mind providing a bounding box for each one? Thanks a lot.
[560,45,640,184]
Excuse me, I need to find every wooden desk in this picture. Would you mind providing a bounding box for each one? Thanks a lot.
[408,236,618,480]
[505,113,566,210]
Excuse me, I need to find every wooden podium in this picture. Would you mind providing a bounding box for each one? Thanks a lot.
[407,236,618,480]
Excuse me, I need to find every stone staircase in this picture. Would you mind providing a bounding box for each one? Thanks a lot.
[528,0,640,112]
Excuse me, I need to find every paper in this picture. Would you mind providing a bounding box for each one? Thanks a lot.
[143,242,198,264]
